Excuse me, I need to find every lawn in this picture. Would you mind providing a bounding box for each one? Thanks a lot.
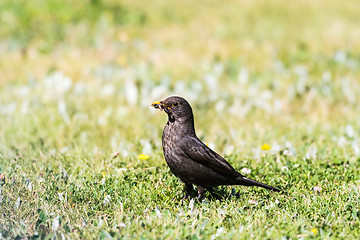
[1,0,360,239]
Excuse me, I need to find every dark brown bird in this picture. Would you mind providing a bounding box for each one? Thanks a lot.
[152,96,281,200]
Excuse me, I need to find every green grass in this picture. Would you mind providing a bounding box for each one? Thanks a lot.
[1,0,360,239]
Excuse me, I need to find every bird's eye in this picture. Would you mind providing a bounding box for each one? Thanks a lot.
[172,102,179,107]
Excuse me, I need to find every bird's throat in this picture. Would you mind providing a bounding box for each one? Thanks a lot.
[168,114,175,123]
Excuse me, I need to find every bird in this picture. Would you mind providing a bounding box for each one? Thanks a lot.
[152,96,281,201]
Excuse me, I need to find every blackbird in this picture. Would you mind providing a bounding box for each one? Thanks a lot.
[152,96,281,200]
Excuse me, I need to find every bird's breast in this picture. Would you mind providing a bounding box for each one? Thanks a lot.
[162,122,188,172]
[162,122,179,158]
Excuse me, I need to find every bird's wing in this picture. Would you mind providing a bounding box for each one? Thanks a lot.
[181,136,240,176]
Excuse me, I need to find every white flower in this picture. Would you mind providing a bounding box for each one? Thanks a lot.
[44,71,72,97]
[341,78,356,104]
[334,51,347,63]
[15,197,21,210]
[0,103,16,115]
[273,99,283,112]
[17,86,30,97]
[141,140,152,155]
[21,100,29,114]
[352,140,360,157]
[281,166,288,172]
[155,206,162,218]
[98,219,104,228]
[189,198,195,212]
[97,116,107,126]
[211,227,224,240]
[337,136,347,147]
[238,67,249,85]
[345,124,355,138]
[205,73,218,91]
[100,84,116,97]
[52,216,60,231]
[125,79,138,106]
[118,222,126,228]
[294,65,308,78]
[314,186,322,193]
[271,142,281,155]
[73,82,86,94]
[58,192,64,201]
[25,179,32,191]
[100,178,106,185]
[252,147,262,160]
[285,141,297,157]
[215,100,226,113]
[241,168,251,175]
[60,147,69,154]
[213,62,224,75]
[103,195,111,205]
[306,145,317,160]
[248,199,257,205]
[58,101,70,124]
[116,168,127,174]
[322,71,331,82]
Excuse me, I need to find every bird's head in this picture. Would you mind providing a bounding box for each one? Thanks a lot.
[152,96,193,123]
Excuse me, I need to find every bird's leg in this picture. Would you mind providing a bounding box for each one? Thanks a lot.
[197,186,206,201]
[182,183,193,202]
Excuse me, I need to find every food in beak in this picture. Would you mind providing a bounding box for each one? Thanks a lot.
[151,101,164,111]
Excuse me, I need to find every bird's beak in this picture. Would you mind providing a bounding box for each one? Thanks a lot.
[152,100,172,112]
[151,100,165,111]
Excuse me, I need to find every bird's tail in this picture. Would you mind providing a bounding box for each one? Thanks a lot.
[237,176,281,192]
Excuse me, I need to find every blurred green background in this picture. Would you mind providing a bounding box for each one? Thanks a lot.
[1,0,360,239]
[1,0,360,155]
